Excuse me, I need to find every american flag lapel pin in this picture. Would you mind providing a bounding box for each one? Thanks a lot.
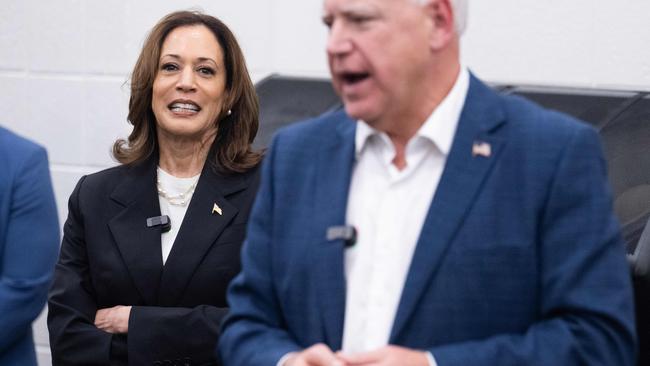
[212,203,223,215]
[472,141,491,158]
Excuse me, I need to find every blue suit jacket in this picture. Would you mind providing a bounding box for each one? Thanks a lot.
[219,76,636,365]
[0,127,59,365]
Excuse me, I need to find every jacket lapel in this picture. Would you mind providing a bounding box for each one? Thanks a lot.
[390,75,508,341]
[312,114,356,350]
[156,162,250,306]
[108,158,163,305]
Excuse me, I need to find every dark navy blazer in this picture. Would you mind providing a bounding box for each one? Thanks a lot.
[0,127,59,366]
[48,154,260,366]
[219,75,637,365]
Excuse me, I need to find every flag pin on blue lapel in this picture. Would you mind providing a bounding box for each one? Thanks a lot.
[472,141,491,158]
[212,203,223,215]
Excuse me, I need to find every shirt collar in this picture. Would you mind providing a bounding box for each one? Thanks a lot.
[354,66,470,157]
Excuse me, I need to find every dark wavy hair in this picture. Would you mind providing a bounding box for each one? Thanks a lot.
[113,10,262,173]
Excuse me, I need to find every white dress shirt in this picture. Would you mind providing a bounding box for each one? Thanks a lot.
[341,68,470,364]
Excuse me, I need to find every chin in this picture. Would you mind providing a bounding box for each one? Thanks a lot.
[159,124,209,140]
[343,101,379,124]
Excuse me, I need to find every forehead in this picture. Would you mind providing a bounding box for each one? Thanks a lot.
[161,25,222,58]
[323,0,407,13]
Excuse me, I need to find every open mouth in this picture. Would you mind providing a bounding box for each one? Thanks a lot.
[341,72,370,85]
[168,101,201,113]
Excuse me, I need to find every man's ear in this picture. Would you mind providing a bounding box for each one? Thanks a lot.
[422,0,455,51]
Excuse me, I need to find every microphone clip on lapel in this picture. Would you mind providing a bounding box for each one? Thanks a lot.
[327,225,357,248]
[146,215,172,233]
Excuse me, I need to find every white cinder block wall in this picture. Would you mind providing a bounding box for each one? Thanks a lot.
[1,1,649,364]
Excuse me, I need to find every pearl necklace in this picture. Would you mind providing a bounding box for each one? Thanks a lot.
[157,178,197,206]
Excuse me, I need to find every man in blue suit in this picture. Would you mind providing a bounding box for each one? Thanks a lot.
[0,127,60,365]
[219,0,636,364]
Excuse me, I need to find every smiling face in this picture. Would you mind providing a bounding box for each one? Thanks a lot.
[152,24,227,143]
[323,0,436,128]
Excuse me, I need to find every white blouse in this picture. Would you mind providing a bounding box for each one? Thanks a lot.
[156,167,200,264]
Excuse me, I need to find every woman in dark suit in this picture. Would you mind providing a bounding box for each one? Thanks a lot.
[47,11,261,366]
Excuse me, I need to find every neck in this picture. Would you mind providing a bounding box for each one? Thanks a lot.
[157,133,215,177]
[376,51,461,171]
[387,135,409,171]
[384,60,461,156]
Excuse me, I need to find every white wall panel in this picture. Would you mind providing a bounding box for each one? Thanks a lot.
[0,1,28,70]
[26,0,88,73]
[0,76,29,132]
[24,78,86,164]
[588,0,650,89]
[85,2,132,75]
[270,0,330,77]
[32,310,49,351]
[462,0,650,90]
[83,79,131,166]
[200,0,275,76]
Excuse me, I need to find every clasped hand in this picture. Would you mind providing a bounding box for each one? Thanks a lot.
[285,344,429,366]
[94,305,132,334]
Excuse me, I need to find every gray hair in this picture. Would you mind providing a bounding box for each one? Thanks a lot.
[416,0,468,35]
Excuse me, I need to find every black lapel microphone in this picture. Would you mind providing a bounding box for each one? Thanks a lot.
[146,215,171,233]
[326,225,357,248]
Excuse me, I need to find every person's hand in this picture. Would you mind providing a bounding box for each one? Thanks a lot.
[94,305,131,334]
[284,343,344,366]
[336,345,430,366]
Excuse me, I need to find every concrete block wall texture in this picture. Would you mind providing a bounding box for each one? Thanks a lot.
[1,1,648,364]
